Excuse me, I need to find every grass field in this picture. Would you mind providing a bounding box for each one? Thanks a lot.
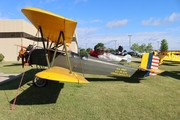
[0,61,180,120]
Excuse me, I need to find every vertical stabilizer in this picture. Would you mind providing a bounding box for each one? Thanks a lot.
[139,53,161,76]
[140,53,152,69]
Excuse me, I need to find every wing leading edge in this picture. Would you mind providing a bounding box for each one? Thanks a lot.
[21,7,77,44]
[35,66,89,84]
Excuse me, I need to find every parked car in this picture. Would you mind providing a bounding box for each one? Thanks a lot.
[136,52,145,57]
[127,51,137,56]
[121,51,128,56]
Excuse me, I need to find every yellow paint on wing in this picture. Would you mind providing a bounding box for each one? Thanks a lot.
[21,7,77,44]
[36,66,89,84]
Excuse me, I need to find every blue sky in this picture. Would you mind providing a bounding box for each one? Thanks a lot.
[0,0,180,50]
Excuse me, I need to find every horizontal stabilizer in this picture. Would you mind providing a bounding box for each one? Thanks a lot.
[138,66,164,74]
[36,66,89,84]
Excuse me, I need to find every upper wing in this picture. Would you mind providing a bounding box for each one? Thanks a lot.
[21,7,77,44]
[36,66,89,84]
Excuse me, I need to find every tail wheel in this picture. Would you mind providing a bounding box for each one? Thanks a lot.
[33,76,47,87]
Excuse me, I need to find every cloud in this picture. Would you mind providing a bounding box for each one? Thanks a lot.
[167,26,180,32]
[77,27,99,34]
[141,18,161,26]
[77,29,180,50]
[165,12,180,22]
[135,31,166,36]
[106,19,128,28]
[76,27,99,41]
[141,12,180,26]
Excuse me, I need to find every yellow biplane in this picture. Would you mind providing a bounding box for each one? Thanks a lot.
[20,7,164,87]
[158,50,180,64]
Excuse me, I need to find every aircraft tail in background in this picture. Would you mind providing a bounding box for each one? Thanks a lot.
[138,53,164,77]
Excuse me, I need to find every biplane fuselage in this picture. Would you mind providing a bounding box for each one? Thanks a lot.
[29,48,147,78]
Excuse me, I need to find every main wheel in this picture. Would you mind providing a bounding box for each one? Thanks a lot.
[33,76,47,87]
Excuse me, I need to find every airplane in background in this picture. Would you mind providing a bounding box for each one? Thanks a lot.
[20,7,164,87]
[157,50,180,65]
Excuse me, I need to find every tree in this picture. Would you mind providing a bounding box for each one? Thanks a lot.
[80,48,86,52]
[146,43,153,53]
[94,43,105,51]
[108,48,115,52]
[139,43,146,52]
[86,48,92,53]
[130,43,153,53]
[131,43,139,51]
[160,39,168,51]
[0,53,4,62]
[79,48,88,55]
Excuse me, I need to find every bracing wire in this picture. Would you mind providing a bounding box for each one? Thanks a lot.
[10,29,39,110]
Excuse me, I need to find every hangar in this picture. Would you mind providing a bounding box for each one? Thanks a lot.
[0,19,78,61]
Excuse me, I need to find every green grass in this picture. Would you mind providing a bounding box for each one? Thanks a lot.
[0,61,180,120]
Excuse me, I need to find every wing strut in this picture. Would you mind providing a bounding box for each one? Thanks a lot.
[39,26,50,68]
[50,31,62,67]
[61,31,72,74]
[38,26,72,73]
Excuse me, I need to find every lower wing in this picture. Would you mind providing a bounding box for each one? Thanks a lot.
[36,66,89,84]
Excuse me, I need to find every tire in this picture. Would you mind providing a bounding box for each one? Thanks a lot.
[33,76,47,87]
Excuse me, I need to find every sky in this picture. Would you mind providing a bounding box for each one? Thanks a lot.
[0,0,180,51]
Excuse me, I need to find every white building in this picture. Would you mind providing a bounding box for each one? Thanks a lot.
[0,19,78,61]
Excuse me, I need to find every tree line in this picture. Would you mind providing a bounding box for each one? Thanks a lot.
[79,39,169,55]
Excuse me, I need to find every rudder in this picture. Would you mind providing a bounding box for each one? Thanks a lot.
[139,53,163,76]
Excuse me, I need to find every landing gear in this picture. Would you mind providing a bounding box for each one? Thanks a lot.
[33,76,47,87]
